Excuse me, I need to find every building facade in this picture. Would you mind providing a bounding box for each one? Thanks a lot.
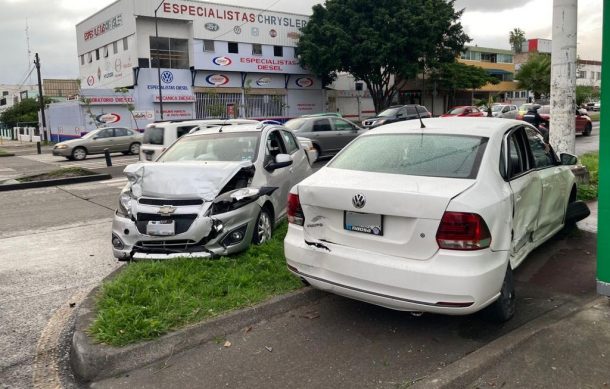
[74,0,323,129]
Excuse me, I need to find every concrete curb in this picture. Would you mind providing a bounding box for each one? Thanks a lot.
[0,153,15,157]
[411,297,604,389]
[70,278,325,383]
[0,173,112,191]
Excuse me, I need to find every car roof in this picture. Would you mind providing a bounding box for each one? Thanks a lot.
[182,122,287,137]
[365,117,518,138]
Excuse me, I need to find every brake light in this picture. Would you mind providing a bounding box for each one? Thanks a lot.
[287,193,304,226]
[436,212,491,250]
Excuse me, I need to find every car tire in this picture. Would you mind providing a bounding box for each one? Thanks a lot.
[71,147,87,161]
[129,142,140,155]
[65,156,74,161]
[252,207,273,245]
[584,123,592,136]
[486,266,515,323]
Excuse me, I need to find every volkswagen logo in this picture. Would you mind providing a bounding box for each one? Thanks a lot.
[352,194,366,209]
[161,71,173,84]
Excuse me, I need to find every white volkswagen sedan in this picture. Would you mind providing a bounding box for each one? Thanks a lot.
[285,118,588,321]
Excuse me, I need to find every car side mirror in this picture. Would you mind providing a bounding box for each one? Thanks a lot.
[266,153,293,171]
[560,153,578,166]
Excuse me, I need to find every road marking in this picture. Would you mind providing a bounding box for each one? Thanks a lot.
[32,288,90,389]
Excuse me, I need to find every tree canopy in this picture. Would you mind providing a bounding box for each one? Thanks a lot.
[515,53,551,99]
[509,28,526,53]
[0,98,42,128]
[297,0,470,113]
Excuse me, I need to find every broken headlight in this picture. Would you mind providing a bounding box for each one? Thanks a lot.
[117,191,135,218]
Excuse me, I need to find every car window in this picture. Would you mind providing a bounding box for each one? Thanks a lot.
[471,107,480,113]
[312,119,332,132]
[159,133,260,162]
[143,126,164,145]
[405,106,417,115]
[97,129,114,138]
[333,119,355,131]
[329,134,488,179]
[265,130,287,161]
[114,128,129,137]
[506,129,531,178]
[177,126,197,138]
[448,107,466,115]
[525,127,555,168]
[281,130,300,154]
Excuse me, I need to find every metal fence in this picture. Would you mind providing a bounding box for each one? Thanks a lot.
[195,93,287,119]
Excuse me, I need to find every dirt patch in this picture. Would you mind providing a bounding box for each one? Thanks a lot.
[18,167,96,182]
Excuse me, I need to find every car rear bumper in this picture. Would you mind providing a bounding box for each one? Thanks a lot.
[284,224,508,315]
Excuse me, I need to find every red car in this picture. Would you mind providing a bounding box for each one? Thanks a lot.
[517,105,593,136]
[441,106,486,117]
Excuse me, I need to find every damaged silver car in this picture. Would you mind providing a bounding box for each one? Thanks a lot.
[111,122,312,260]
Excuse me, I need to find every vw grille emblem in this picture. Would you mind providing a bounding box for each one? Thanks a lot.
[161,71,173,84]
[352,194,366,209]
[158,205,177,216]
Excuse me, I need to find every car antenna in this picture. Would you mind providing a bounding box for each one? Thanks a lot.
[415,106,426,129]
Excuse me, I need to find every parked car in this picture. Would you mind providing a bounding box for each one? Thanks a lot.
[440,106,486,117]
[301,113,343,118]
[284,116,365,159]
[361,105,431,128]
[490,104,518,119]
[112,122,312,260]
[52,127,142,161]
[593,101,601,112]
[140,119,259,162]
[285,118,588,321]
[522,105,593,136]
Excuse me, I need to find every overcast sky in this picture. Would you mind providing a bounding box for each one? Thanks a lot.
[0,0,603,85]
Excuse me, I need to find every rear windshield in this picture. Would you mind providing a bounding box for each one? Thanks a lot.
[329,134,488,179]
[143,126,164,145]
[447,107,466,115]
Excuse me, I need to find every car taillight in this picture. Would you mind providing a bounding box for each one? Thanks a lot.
[287,193,304,226]
[436,212,491,250]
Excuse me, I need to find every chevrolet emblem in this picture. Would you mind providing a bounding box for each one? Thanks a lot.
[158,205,177,216]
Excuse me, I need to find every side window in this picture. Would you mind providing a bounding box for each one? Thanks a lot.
[405,106,417,116]
[312,119,331,132]
[507,129,530,178]
[281,130,299,154]
[97,129,113,138]
[177,126,195,138]
[114,128,129,137]
[525,127,555,168]
[265,130,287,160]
[333,119,354,131]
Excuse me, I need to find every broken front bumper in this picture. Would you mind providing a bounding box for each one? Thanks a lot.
[111,200,262,261]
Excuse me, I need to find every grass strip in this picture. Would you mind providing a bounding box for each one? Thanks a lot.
[588,112,600,121]
[577,152,599,201]
[90,222,302,346]
[17,167,96,182]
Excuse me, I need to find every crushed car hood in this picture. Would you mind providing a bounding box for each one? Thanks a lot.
[123,161,253,201]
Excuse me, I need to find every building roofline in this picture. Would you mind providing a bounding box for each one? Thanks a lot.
[76,0,123,27]
[465,45,513,55]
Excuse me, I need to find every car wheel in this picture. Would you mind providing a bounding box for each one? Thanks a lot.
[65,156,74,161]
[486,266,515,322]
[72,147,87,161]
[584,123,592,136]
[129,142,140,155]
[252,207,273,245]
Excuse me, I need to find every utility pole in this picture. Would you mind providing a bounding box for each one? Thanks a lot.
[596,0,609,297]
[548,0,577,155]
[34,53,48,142]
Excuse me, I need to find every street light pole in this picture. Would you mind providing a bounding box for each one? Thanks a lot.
[154,0,165,121]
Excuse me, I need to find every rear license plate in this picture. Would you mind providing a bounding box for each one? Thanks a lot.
[147,220,175,236]
[344,211,383,236]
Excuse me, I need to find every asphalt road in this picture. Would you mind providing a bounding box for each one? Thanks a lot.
[575,121,600,156]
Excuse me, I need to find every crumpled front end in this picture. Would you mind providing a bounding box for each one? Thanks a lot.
[111,161,273,260]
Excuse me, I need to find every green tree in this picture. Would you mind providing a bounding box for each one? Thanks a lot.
[430,62,499,107]
[515,53,551,100]
[576,85,600,106]
[0,98,49,128]
[509,28,526,53]
[297,0,470,113]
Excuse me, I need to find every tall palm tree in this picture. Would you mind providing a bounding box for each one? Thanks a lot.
[509,28,526,53]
